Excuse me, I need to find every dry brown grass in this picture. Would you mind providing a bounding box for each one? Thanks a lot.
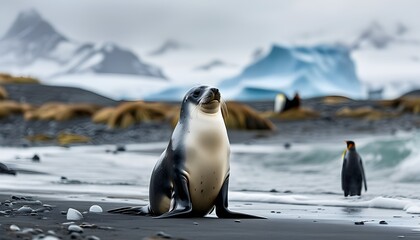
[25,134,55,142]
[57,133,91,145]
[224,102,275,130]
[265,107,320,121]
[25,103,101,121]
[335,106,398,120]
[0,73,40,84]
[377,96,420,114]
[0,100,31,118]
[92,101,174,129]
[169,102,275,131]
[26,133,91,145]
[0,86,8,100]
[322,95,352,105]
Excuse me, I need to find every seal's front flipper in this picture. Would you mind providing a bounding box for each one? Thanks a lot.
[155,173,193,218]
[108,205,150,215]
[215,177,265,219]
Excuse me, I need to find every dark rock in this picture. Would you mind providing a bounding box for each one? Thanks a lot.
[0,162,16,175]
[116,145,126,152]
[70,232,82,239]
[32,154,41,162]
[354,221,365,225]
[379,220,388,225]
[284,142,291,149]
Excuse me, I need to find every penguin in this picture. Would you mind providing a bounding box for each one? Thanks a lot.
[341,141,367,197]
[274,93,301,113]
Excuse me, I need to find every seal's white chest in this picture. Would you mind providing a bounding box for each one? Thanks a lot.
[183,106,230,213]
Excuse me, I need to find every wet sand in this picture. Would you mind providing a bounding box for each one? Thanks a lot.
[1,194,419,240]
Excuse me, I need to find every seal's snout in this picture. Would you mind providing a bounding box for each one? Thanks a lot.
[200,87,221,113]
[210,88,221,102]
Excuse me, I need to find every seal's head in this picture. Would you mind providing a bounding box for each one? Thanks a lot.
[183,86,223,114]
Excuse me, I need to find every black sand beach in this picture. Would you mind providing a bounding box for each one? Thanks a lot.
[1,194,419,240]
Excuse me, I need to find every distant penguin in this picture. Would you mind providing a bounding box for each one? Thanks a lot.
[341,141,367,197]
[274,93,301,113]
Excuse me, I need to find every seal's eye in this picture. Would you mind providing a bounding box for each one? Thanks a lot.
[192,89,201,98]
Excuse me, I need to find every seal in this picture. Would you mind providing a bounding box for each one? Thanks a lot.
[341,141,367,197]
[109,86,262,218]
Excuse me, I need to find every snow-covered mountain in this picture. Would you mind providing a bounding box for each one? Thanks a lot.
[148,39,188,56]
[350,22,419,50]
[218,44,363,100]
[350,22,420,98]
[194,59,234,71]
[0,9,166,80]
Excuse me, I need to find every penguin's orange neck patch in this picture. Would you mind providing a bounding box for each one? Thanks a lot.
[347,143,354,149]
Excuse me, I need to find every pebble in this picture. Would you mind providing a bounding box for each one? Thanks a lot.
[67,208,83,221]
[35,206,52,213]
[234,220,241,223]
[62,221,76,225]
[89,205,103,213]
[156,231,172,239]
[86,236,101,240]
[47,230,57,235]
[80,223,98,228]
[43,236,60,240]
[379,220,388,225]
[68,224,84,233]
[32,154,41,162]
[10,224,20,231]
[193,222,198,225]
[20,228,36,234]
[70,232,82,239]
[17,205,34,214]
[398,236,405,238]
[116,145,126,152]
[354,221,364,225]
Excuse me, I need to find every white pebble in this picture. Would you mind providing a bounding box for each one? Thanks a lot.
[89,205,103,213]
[68,224,83,233]
[67,208,83,221]
[10,224,20,231]
[17,206,34,213]
[62,221,75,225]
[33,235,60,240]
[43,237,60,240]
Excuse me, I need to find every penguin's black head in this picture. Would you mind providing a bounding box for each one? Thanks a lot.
[345,141,356,150]
[183,85,222,114]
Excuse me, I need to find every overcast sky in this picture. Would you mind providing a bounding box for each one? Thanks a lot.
[1,0,420,54]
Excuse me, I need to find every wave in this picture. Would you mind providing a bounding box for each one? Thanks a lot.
[230,192,420,214]
[231,131,420,182]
